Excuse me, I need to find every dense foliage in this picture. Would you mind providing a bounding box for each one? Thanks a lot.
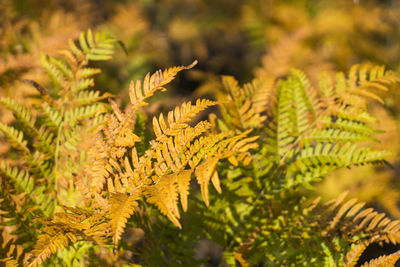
[2,0,400,266]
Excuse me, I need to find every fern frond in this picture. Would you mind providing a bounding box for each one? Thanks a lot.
[100,86,257,228]
[40,53,67,88]
[109,192,140,249]
[350,64,400,89]
[313,192,400,247]
[145,174,182,228]
[26,230,76,267]
[0,230,23,267]
[75,90,113,106]
[285,144,390,187]
[76,67,101,79]
[70,77,95,92]
[27,207,109,266]
[274,69,320,158]
[220,76,273,130]
[344,242,369,267]
[0,162,34,194]
[338,64,399,108]
[0,97,38,136]
[302,128,377,144]
[175,169,193,212]
[77,30,115,61]
[360,251,400,267]
[0,123,29,153]
[48,56,73,80]
[195,157,219,207]
[322,117,377,136]
[152,99,216,140]
[63,104,107,127]
[39,103,62,130]
[128,61,197,110]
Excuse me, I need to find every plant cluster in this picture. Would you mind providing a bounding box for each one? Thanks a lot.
[1,29,400,266]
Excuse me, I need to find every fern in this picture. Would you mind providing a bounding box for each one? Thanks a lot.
[128,60,198,111]
[204,64,400,266]
[360,252,400,267]
[1,23,400,266]
[220,75,273,130]
[344,242,369,267]
[26,207,109,267]
[0,30,116,266]
[109,192,140,250]
[68,62,258,259]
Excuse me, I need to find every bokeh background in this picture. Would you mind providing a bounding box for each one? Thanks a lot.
[2,0,400,263]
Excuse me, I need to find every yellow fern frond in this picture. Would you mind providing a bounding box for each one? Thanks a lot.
[195,157,219,207]
[26,231,76,267]
[109,192,140,249]
[152,99,216,140]
[175,169,193,212]
[145,174,181,228]
[0,230,23,267]
[339,64,400,109]
[129,61,197,110]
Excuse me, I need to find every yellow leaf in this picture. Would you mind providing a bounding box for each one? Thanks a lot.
[176,169,193,212]
[195,157,219,206]
[211,171,222,194]
[228,155,239,166]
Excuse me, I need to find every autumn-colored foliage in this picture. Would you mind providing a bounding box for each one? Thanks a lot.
[2,0,400,266]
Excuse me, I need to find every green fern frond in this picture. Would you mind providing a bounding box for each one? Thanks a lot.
[0,123,29,153]
[285,144,390,187]
[0,162,34,194]
[70,78,95,92]
[63,104,107,127]
[40,54,67,88]
[76,67,101,79]
[321,117,377,135]
[48,56,73,80]
[34,126,55,156]
[78,30,115,61]
[25,151,53,178]
[0,97,38,136]
[302,128,377,144]
[39,103,62,130]
[75,90,113,106]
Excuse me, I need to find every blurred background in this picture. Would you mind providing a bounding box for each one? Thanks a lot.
[1,0,400,261]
